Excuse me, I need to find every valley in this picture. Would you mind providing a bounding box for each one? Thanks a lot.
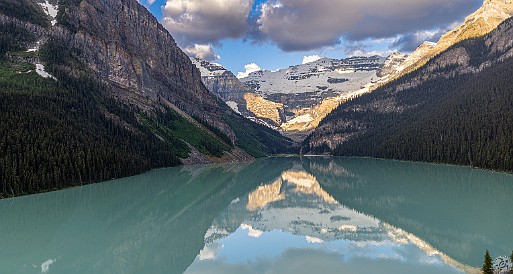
[1,0,513,273]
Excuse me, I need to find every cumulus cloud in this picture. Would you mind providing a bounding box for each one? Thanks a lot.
[302,55,321,64]
[198,243,224,261]
[161,0,254,46]
[237,63,261,79]
[255,0,481,51]
[183,44,220,61]
[240,223,263,238]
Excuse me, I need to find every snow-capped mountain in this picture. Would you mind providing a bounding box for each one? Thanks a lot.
[241,56,384,106]
[193,56,409,133]
[240,56,408,132]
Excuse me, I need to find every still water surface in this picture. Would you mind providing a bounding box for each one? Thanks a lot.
[1,157,512,273]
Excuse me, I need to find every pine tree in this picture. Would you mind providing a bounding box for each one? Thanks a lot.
[482,250,493,274]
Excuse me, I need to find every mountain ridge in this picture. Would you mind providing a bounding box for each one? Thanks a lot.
[0,0,293,198]
[387,0,513,80]
[305,16,513,172]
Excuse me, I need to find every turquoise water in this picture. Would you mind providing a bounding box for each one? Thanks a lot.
[0,157,512,273]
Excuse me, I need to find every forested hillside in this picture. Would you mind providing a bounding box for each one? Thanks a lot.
[0,0,293,198]
[305,17,513,172]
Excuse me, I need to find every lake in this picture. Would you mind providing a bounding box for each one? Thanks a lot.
[1,157,512,274]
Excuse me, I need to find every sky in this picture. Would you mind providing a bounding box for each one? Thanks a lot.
[139,0,483,76]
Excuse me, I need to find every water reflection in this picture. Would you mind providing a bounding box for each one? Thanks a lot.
[0,157,511,274]
[186,160,496,274]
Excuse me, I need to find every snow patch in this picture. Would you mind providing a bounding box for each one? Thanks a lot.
[336,69,355,74]
[26,41,42,52]
[36,64,56,80]
[38,1,59,26]
[41,258,56,273]
[226,101,241,114]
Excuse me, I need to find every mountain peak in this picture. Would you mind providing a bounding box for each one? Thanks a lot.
[386,0,512,80]
[483,0,513,14]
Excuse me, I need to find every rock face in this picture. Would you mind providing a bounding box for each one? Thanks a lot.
[58,0,235,140]
[191,58,285,128]
[193,56,412,134]
[237,56,398,132]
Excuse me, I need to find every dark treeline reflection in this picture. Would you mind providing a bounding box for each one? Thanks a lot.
[0,158,293,274]
[300,157,513,266]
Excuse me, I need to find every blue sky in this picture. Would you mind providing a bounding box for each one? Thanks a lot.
[140,0,482,75]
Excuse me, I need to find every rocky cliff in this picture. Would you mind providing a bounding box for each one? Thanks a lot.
[55,0,237,140]
[191,58,287,128]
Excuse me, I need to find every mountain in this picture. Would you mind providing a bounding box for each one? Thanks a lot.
[305,16,513,172]
[388,0,513,80]
[191,58,284,129]
[194,56,413,135]
[0,0,293,198]
[241,57,383,131]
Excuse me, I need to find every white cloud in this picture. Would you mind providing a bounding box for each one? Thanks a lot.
[305,236,324,244]
[147,0,155,5]
[302,55,321,64]
[240,223,263,238]
[236,63,261,79]
[198,243,224,261]
[161,0,254,47]
[255,0,481,51]
[183,44,220,61]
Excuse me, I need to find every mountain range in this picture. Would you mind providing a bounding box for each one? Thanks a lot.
[192,0,513,138]
[305,13,513,172]
[193,54,407,134]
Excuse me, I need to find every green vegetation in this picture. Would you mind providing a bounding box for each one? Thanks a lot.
[56,0,82,33]
[139,108,232,158]
[0,0,49,27]
[223,110,295,157]
[0,61,41,93]
[482,250,493,274]
[0,21,36,56]
[0,5,295,198]
[313,30,513,172]
[0,59,182,198]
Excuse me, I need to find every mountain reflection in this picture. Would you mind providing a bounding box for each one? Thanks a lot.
[247,168,336,212]
[0,157,511,274]
[188,159,498,274]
